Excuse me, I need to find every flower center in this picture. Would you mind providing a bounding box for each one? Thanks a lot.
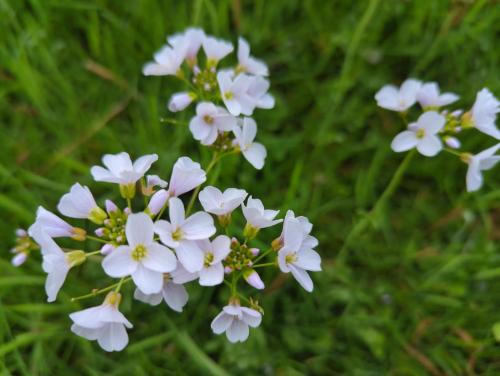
[285,253,297,265]
[132,244,148,261]
[203,115,214,124]
[172,227,184,241]
[416,128,426,139]
[204,252,214,267]
[224,91,234,100]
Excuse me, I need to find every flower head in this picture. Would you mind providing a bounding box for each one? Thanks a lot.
[189,102,236,145]
[417,82,459,108]
[91,152,158,186]
[168,92,196,112]
[237,37,268,76]
[57,183,106,224]
[102,213,177,294]
[202,36,233,66]
[242,196,282,229]
[464,143,500,192]
[233,117,267,169]
[143,44,186,76]
[391,111,445,157]
[195,235,231,286]
[29,206,84,240]
[167,27,205,63]
[470,88,500,139]
[70,291,133,352]
[211,303,262,343]
[375,78,422,112]
[199,186,247,216]
[168,157,206,197]
[217,71,255,116]
[247,76,274,110]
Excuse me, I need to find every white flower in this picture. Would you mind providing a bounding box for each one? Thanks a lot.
[242,196,282,229]
[189,102,236,145]
[375,78,422,112]
[168,92,196,112]
[199,186,247,215]
[278,218,321,292]
[57,183,106,224]
[28,206,81,239]
[465,143,500,192]
[167,27,205,63]
[391,111,445,157]
[167,156,206,197]
[233,118,267,169]
[134,274,189,313]
[247,76,274,110]
[154,197,215,272]
[70,291,132,352]
[470,88,500,139]
[102,213,177,294]
[146,175,168,190]
[217,71,255,116]
[147,189,169,215]
[195,236,231,286]
[276,210,318,250]
[143,44,186,76]
[91,152,158,185]
[417,82,459,108]
[30,227,78,302]
[237,37,268,76]
[210,303,262,343]
[202,36,233,65]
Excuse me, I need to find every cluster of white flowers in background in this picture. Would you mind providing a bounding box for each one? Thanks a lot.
[143,27,273,170]
[9,27,321,352]
[375,79,500,192]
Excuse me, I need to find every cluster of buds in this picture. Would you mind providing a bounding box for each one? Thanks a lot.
[375,80,500,191]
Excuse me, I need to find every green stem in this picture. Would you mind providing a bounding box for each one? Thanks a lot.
[443,147,462,157]
[252,262,276,268]
[85,235,107,244]
[70,277,132,302]
[337,149,415,263]
[186,151,220,216]
[252,248,273,265]
[85,250,102,256]
[127,198,132,212]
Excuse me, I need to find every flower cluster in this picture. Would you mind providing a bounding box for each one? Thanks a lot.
[143,27,273,170]
[19,151,321,351]
[375,79,500,191]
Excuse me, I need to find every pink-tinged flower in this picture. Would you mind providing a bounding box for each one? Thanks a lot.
[147,189,169,215]
[274,210,317,251]
[57,183,107,224]
[91,152,158,185]
[142,44,186,76]
[102,213,177,294]
[464,143,500,192]
[202,36,233,65]
[233,117,267,169]
[70,291,133,352]
[237,37,268,76]
[243,269,265,290]
[154,197,215,272]
[470,88,500,139]
[217,71,255,116]
[417,82,459,108]
[167,27,205,63]
[167,157,206,197]
[199,186,247,215]
[242,196,282,229]
[168,92,196,112]
[278,218,321,292]
[211,303,262,343]
[391,111,445,157]
[189,102,237,145]
[375,78,422,112]
[29,206,84,240]
[195,236,231,286]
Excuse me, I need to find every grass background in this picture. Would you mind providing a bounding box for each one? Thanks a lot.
[1,0,500,374]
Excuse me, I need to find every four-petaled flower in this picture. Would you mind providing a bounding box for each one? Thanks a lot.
[189,102,236,145]
[464,143,500,192]
[242,196,282,229]
[233,117,267,169]
[375,78,422,112]
[167,156,206,197]
[210,303,262,343]
[195,235,231,286]
[417,82,459,108]
[91,152,158,186]
[237,37,268,76]
[470,88,500,139]
[199,186,247,215]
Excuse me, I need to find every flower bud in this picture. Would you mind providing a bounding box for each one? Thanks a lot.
[88,207,107,225]
[168,92,195,112]
[147,189,169,215]
[11,252,28,267]
[243,269,265,290]
[250,248,259,257]
[123,207,131,216]
[271,237,283,251]
[95,228,105,237]
[101,243,114,255]
[15,229,27,238]
[444,136,461,149]
[65,250,87,267]
[224,266,233,274]
[105,199,118,213]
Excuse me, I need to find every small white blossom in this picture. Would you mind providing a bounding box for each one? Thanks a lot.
[237,37,268,76]
[233,118,267,169]
[199,186,247,215]
[29,206,79,239]
[168,92,196,112]
[211,303,262,343]
[57,183,104,222]
[465,143,500,192]
[375,78,422,112]
[102,213,177,294]
[470,88,500,139]
[91,152,158,185]
[202,36,233,65]
[278,218,321,292]
[417,82,459,108]
[195,236,231,286]
[391,111,445,157]
[189,102,236,145]
[143,44,186,76]
[154,197,215,272]
[247,76,274,110]
[168,156,206,197]
[167,27,205,63]
[70,291,132,352]
[217,71,255,116]
[242,196,282,229]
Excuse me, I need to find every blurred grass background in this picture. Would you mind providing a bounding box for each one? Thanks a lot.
[1,0,500,374]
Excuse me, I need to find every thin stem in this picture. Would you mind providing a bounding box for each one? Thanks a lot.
[252,248,273,265]
[85,235,107,244]
[85,250,102,256]
[70,277,132,302]
[252,262,276,268]
[443,147,462,157]
[115,277,126,293]
[127,198,132,212]
[337,149,416,263]
[186,151,220,216]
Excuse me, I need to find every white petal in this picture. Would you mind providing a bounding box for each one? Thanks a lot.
[211,312,233,334]
[391,131,418,152]
[125,213,154,247]
[70,306,105,329]
[154,220,178,248]
[169,197,186,228]
[226,320,249,343]
[212,235,231,262]
[175,241,204,272]
[134,288,163,306]
[182,212,216,240]
[96,323,129,352]
[90,166,122,183]
[132,264,163,294]
[241,307,262,328]
[133,154,158,175]
[242,143,266,169]
[283,218,305,251]
[417,135,442,157]
[199,263,224,286]
[71,324,101,341]
[163,282,189,312]
[142,242,177,273]
[295,249,322,271]
[102,246,137,277]
[418,111,445,134]
[46,265,70,302]
[289,265,313,292]
[466,160,482,192]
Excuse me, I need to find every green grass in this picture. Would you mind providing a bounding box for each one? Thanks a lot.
[1,0,500,374]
